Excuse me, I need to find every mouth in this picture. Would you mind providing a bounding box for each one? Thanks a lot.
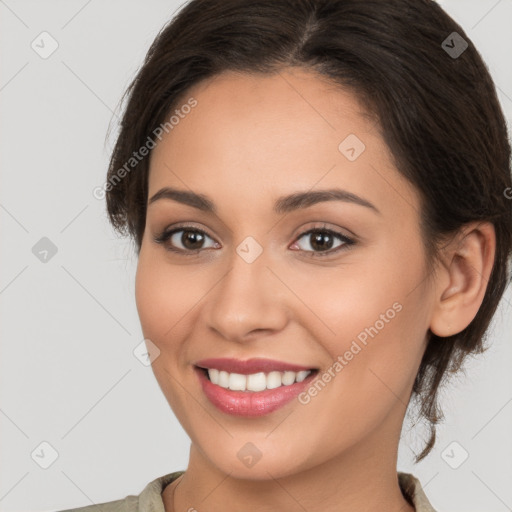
[195,365,319,392]
[193,358,320,416]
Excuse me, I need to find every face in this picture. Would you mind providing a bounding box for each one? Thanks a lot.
[135,68,435,480]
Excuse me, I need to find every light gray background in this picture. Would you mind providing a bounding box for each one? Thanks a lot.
[1,1,511,511]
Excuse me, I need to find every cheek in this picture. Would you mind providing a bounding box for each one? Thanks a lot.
[295,242,428,426]
[135,251,199,343]
[290,258,421,359]
[295,302,425,456]
[134,252,198,425]
[135,256,167,339]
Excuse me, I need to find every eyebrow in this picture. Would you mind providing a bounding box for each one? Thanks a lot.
[148,187,380,215]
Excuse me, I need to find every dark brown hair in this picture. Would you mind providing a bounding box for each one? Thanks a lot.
[104,0,512,462]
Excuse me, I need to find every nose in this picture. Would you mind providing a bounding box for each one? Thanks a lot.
[202,246,289,343]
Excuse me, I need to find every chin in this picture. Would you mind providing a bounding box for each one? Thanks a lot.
[199,438,316,482]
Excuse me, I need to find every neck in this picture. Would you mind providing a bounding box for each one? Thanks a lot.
[163,410,415,512]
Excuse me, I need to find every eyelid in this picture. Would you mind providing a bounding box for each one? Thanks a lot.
[153,221,356,257]
[291,221,356,243]
[290,223,355,258]
[153,223,217,255]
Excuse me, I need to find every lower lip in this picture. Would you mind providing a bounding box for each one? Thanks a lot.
[195,367,317,417]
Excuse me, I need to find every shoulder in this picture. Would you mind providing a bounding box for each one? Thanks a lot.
[398,472,438,512]
[55,470,185,512]
[55,496,138,512]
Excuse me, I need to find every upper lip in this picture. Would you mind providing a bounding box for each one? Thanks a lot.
[194,358,317,374]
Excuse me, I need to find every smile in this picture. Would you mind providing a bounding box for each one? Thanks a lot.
[205,368,312,391]
[193,358,319,416]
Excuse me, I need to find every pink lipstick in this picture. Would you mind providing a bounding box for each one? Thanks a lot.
[194,358,318,417]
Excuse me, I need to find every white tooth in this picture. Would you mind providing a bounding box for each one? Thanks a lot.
[208,368,219,385]
[266,371,282,389]
[228,372,247,391]
[246,372,267,392]
[282,371,296,386]
[218,370,230,388]
[210,369,312,391]
[296,370,311,383]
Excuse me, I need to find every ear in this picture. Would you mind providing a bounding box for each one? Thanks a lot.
[429,221,496,337]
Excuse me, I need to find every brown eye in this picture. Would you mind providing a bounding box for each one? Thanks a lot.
[154,226,219,255]
[292,228,354,257]
[178,230,206,250]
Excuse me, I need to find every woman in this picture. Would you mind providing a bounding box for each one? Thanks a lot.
[59,0,512,510]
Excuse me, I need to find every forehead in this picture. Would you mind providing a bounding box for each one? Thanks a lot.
[148,68,416,217]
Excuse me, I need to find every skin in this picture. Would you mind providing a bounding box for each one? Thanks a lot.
[134,67,495,512]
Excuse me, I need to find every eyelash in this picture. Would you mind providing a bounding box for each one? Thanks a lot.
[153,223,355,258]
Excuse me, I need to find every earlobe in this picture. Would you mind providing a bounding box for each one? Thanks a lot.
[429,222,496,338]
